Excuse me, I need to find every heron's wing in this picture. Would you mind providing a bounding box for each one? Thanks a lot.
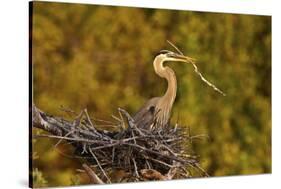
[133,97,160,129]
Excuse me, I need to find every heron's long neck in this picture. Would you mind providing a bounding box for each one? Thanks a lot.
[154,58,177,109]
[163,67,177,106]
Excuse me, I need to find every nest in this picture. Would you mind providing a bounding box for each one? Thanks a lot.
[33,105,208,183]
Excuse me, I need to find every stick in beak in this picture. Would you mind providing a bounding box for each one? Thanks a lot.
[166,41,226,96]
[167,52,196,64]
[167,40,196,64]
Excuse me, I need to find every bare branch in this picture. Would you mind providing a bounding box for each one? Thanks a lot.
[190,61,226,96]
[32,105,63,136]
[82,164,104,184]
[89,148,111,183]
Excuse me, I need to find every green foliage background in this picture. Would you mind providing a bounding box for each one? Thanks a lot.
[31,2,271,187]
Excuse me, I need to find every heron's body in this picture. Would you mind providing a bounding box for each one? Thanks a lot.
[133,52,189,129]
[133,97,160,129]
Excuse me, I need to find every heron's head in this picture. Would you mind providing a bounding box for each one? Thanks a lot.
[155,50,195,64]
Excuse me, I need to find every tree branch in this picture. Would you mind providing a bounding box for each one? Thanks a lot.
[82,164,104,184]
[32,104,63,136]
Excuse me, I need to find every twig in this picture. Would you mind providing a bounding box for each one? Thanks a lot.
[147,157,173,168]
[194,163,209,177]
[32,105,63,136]
[54,130,75,148]
[190,134,209,140]
[89,148,111,183]
[132,158,140,178]
[190,62,226,96]
[165,161,181,180]
[167,40,184,55]
[118,108,145,136]
[167,40,226,96]
[124,143,186,163]
[84,109,98,133]
[111,114,122,122]
[82,163,104,184]
[72,110,84,128]
[118,108,126,130]
[92,117,116,125]
[34,134,108,144]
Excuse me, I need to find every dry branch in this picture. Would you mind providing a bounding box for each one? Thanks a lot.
[167,40,226,96]
[82,164,104,184]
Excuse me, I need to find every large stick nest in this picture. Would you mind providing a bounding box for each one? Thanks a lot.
[32,105,208,183]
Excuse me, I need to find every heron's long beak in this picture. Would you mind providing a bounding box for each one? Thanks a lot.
[167,53,196,64]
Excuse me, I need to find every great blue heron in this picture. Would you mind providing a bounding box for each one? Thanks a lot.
[133,49,195,130]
